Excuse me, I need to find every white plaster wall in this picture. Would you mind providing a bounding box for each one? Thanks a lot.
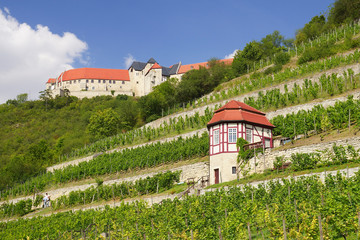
[209,152,238,185]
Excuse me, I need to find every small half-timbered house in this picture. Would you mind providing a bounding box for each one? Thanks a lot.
[207,100,275,184]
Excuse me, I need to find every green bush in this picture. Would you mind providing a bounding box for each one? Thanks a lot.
[274,52,290,65]
[298,41,336,65]
[290,153,320,171]
[273,156,285,170]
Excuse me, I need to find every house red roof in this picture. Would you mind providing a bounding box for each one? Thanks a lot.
[56,68,130,82]
[178,58,233,74]
[207,100,275,128]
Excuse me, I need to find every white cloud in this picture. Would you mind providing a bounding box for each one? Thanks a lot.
[224,49,238,59]
[0,8,88,103]
[4,7,9,15]
[124,54,135,69]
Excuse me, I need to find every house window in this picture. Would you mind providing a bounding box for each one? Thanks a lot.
[122,81,125,84]
[98,80,101,83]
[103,80,106,83]
[232,166,236,174]
[113,80,116,84]
[228,128,237,143]
[265,138,270,148]
[69,81,72,84]
[86,80,89,83]
[214,129,219,145]
[92,86,95,90]
[246,128,252,143]
[91,80,94,83]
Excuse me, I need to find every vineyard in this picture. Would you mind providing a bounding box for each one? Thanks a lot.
[3,7,360,239]
[3,93,360,203]
[58,50,360,164]
[2,172,360,239]
[0,171,181,218]
[0,133,208,201]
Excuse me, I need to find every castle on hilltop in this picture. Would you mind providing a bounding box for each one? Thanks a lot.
[45,58,233,98]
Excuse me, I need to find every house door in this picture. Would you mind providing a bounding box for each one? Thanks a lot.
[214,169,219,184]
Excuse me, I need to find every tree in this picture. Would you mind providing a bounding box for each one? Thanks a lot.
[6,93,28,106]
[39,89,53,109]
[328,0,360,25]
[260,30,285,58]
[295,15,326,45]
[16,93,28,104]
[139,79,177,122]
[118,98,141,130]
[87,108,120,139]
[232,41,263,75]
[176,67,211,103]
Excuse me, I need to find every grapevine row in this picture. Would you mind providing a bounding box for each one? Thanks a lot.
[0,133,208,200]
[0,171,181,218]
[2,171,360,239]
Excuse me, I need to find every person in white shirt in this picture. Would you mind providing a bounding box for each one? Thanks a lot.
[43,193,49,208]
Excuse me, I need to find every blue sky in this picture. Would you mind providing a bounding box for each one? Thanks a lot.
[0,0,334,102]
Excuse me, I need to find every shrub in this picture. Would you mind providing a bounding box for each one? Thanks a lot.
[297,41,335,65]
[290,153,320,171]
[273,156,285,170]
[274,52,291,65]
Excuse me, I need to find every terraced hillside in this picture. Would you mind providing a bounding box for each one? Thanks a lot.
[2,5,360,238]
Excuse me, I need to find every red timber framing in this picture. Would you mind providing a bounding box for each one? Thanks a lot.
[209,122,273,156]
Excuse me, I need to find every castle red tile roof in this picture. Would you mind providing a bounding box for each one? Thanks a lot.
[145,63,163,76]
[47,78,56,83]
[57,68,130,82]
[207,100,275,128]
[178,58,233,74]
[151,63,162,69]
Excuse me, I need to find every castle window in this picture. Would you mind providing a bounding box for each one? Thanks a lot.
[136,81,139,84]
[86,80,89,83]
[98,80,101,83]
[214,129,219,145]
[232,166,236,174]
[91,80,94,83]
[113,80,116,84]
[103,80,106,83]
[92,86,95,90]
[228,128,237,143]
[69,81,72,84]
[122,81,125,84]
